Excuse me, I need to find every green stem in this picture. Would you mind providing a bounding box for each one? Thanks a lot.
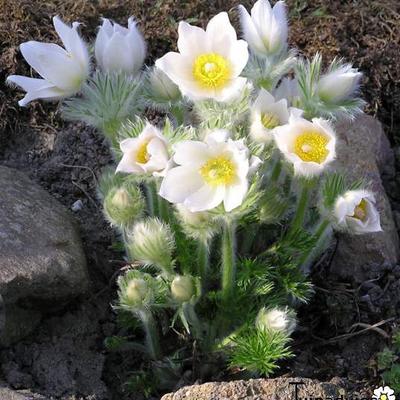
[137,309,161,361]
[221,220,236,303]
[270,160,282,182]
[170,104,185,126]
[289,184,310,234]
[182,302,202,341]
[145,181,158,217]
[299,219,331,270]
[197,238,209,283]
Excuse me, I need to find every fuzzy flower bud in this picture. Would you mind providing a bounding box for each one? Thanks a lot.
[126,278,148,306]
[103,184,145,227]
[95,17,146,76]
[239,0,288,56]
[147,67,181,105]
[171,275,195,303]
[128,218,175,275]
[317,65,362,103]
[256,307,297,335]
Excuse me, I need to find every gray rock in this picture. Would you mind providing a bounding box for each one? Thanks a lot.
[161,377,354,400]
[0,166,88,342]
[0,383,46,400]
[330,114,399,281]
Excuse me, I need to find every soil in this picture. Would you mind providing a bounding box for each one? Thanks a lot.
[0,0,399,399]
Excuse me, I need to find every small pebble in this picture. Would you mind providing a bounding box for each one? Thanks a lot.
[71,199,84,212]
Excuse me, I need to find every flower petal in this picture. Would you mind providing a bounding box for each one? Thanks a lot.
[173,141,210,167]
[184,184,225,212]
[224,180,248,211]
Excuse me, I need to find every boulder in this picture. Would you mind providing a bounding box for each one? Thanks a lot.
[0,166,88,343]
[331,114,399,281]
[161,377,351,400]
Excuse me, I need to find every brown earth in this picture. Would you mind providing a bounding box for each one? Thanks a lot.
[0,0,399,399]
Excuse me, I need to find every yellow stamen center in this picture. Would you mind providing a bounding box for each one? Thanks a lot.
[136,141,150,164]
[294,131,329,163]
[199,155,236,186]
[352,199,368,221]
[379,395,388,400]
[193,53,231,89]
[261,112,280,129]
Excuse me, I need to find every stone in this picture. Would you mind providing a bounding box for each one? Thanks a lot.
[161,377,353,400]
[0,166,88,342]
[330,114,399,282]
[0,383,46,400]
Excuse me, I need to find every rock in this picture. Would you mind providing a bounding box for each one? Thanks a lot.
[0,166,88,343]
[330,114,399,282]
[161,377,350,400]
[0,383,46,400]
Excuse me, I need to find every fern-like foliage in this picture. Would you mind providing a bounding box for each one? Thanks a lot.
[229,328,293,376]
[296,53,365,120]
[62,71,143,143]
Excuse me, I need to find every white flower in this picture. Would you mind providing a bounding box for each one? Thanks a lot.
[317,64,362,103]
[250,89,303,144]
[155,12,248,102]
[256,307,297,335]
[274,116,336,177]
[373,386,395,400]
[238,0,288,56]
[7,16,89,107]
[333,190,382,234]
[274,77,300,106]
[95,17,146,76]
[116,124,169,176]
[159,130,257,212]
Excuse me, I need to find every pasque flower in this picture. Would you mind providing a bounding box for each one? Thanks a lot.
[116,124,169,176]
[274,116,336,177]
[333,190,382,234]
[250,89,302,143]
[95,17,146,76]
[155,12,249,102]
[7,16,89,107]
[317,64,362,103]
[159,130,258,212]
[239,0,288,56]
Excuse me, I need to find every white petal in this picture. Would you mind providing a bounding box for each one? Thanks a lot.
[173,141,210,167]
[20,41,84,91]
[214,77,248,102]
[226,40,249,77]
[7,75,65,106]
[206,12,237,45]
[238,4,266,54]
[53,16,89,71]
[155,52,193,89]
[120,137,140,153]
[205,129,230,145]
[102,32,135,73]
[159,166,203,204]
[184,184,225,212]
[224,180,248,211]
[116,153,144,174]
[95,22,110,69]
[177,21,207,57]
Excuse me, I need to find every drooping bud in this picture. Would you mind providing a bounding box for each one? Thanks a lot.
[127,218,175,275]
[126,278,148,306]
[171,275,195,303]
[146,67,182,107]
[255,307,297,335]
[103,184,145,228]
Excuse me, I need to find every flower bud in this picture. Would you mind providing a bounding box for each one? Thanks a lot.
[128,218,175,274]
[103,184,145,227]
[171,275,195,303]
[256,307,297,335]
[95,17,146,76]
[317,65,362,103]
[126,278,148,306]
[147,67,181,104]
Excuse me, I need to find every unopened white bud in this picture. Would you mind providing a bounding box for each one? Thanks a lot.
[126,278,148,306]
[148,67,181,104]
[171,275,195,303]
[256,307,297,335]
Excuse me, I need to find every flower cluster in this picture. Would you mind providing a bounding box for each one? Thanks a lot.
[8,0,382,394]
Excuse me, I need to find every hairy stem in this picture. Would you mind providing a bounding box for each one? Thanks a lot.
[170,104,185,126]
[221,220,236,303]
[197,238,209,283]
[182,302,202,341]
[145,181,158,217]
[289,184,310,234]
[270,159,282,182]
[137,309,161,361]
